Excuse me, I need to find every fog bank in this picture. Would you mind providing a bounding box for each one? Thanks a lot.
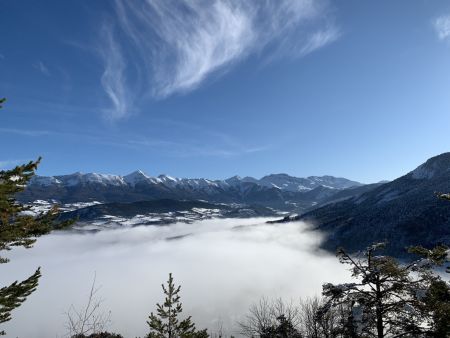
[0,218,349,337]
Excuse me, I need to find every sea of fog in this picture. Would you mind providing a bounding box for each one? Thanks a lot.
[0,218,350,338]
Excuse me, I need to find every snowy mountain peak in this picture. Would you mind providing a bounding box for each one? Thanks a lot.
[158,174,178,182]
[60,172,125,186]
[26,170,363,194]
[30,175,62,186]
[258,174,362,192]
[135,169,148,176]
[224,175,243,186]
[124,170,151,186]
[157,174,180,187]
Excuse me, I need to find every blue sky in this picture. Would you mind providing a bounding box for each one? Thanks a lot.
[1,0,450,183]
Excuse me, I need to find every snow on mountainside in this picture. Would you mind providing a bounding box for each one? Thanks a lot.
[30,176,62,186]
[59,199,280,229]
[49,172,125,186]
[123,170,151,186]
[23,170,367,212]
[258,174,362,191]
[30,171,361,192]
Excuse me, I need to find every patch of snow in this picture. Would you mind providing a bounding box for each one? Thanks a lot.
[84,173,125,186]
[30,176,62,186]
[124,170,151,186]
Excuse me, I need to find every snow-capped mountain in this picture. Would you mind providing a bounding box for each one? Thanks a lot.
[29,171,361,191]
[123,170,152,186]
[23,171,366,212]
[257,174,362,191]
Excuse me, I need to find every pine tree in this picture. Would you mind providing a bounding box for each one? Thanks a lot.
[260,315,302,338]
[0,98,70,334]
[147,273,207,338]
[409,244,450,336]
[319,243,449,338]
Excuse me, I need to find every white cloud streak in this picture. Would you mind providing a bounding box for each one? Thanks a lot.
[434,15,450,41]
[99,0,339,119]
[99,22,132,120]
[0,125,267,158]
[298,26,340,56]
[33,61,51,77]
[127,137,269,158]
[0,127,51,137]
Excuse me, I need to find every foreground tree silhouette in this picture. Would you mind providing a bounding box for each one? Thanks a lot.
[319,243,449,338]
[239,298,305,338]
[147,273,208,338]
[66,274,115,337]
[0,99,70,334]
[260,314,302,338]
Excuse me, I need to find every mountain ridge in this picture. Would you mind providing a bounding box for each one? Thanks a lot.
[271,152,450,256]
[22,171,367,212]
[30,171,363,191]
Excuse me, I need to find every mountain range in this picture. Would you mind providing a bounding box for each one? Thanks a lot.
[272,152,450,256]
[21,171,368,212]
[19,152,450,256]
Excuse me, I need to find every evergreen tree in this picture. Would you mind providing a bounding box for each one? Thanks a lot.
[319,243,449,338]
[422,279,450,337]
[260,315,302,338]
[0,98,70,334]
[72,333,123,338]
[409,245,450,336]
[147,273,207,338]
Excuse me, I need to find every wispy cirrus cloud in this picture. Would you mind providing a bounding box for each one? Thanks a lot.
[128,137,269,158]
[0,127,51,137]
[98,22,132,120]
[0,125,268,158]
[433,15,450,41]
[99,0,340,120]
[33,61,51,77]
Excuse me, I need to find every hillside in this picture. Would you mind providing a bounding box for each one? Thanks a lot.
[272,153,450,256]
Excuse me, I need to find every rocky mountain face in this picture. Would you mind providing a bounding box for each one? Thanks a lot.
[273,153,450,256]
[21,171,366,212]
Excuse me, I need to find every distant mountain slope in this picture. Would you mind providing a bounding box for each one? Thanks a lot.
[20,171,366,212]
[274,153,450,256]
[60,199,277,227]
[258,174,362,191]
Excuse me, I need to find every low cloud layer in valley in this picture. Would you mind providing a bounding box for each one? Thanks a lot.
[0,218,349,337]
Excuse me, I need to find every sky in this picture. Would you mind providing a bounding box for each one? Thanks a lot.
[1,0,450,183]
